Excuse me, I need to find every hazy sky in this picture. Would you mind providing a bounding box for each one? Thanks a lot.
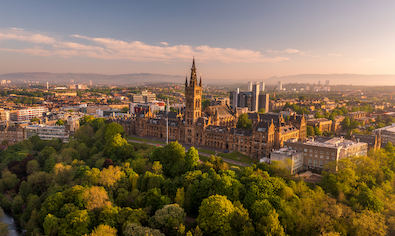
[0,1,394,81]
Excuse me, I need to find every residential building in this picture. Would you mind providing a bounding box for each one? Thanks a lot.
[284,137,368,171]
[270,147,304,174]
[372,124,395,146]
[25,124,69,142]
[14,106,49,121]
[307,118,333,133]
[0,124,24,145]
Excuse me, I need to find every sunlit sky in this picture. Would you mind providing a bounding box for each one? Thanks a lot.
[0,1,394,81]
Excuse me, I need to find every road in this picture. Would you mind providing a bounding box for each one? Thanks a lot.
[128,136,251,167]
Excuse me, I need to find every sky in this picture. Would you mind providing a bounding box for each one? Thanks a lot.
[0,1,395,81]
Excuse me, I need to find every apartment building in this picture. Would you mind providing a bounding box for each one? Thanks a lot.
[14,106,49,121]
[270,147,304,174]
[284,137,368,171]
[372,123,395,146]
[25,125,69,142]
[0,124,24,145]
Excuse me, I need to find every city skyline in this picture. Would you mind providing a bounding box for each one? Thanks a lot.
[1,1,395,83]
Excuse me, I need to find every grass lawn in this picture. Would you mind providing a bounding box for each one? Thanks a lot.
[217,151,254,164]
[199,154,209,162]
[128,136,166,145]
[197,148,216,155]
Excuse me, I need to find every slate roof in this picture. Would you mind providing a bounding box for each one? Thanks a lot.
[203,105,234,119]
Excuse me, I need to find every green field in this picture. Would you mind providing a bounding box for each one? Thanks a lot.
[217,151,254,164]
[128,136,166,144]
[197,148,216,155]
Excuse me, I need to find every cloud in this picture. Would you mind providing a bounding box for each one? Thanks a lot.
[328,53,342,57]
[0,28,288,63]
[267,48,311,56]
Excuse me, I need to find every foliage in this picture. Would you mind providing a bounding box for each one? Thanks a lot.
[236,113,252,130]
[0,116,394,235]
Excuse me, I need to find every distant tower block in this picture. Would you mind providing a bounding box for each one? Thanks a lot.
[325,80,330,86]
[260,82,265,92]
[90,80,92,86]
[248,81,253,91]
[277,81,282,91]
[70,79,74,83]
[318,81,321,86]
[46,82,49,90]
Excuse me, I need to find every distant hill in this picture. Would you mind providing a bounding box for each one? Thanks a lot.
[1,72,394,86]
[264,74,395,86]
[0,72,186,86]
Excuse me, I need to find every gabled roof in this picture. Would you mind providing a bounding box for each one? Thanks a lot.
[203,105,234,119]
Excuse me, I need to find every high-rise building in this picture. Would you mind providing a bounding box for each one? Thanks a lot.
[325,80,330,86]
[232,88,239,110]
[252,83,260,112]
[278,81,282,91]
[260,82,265,92]
[318,81,321,86]
[248,81,253,91]
[46,82,49,90]
[258,94,269,112]
[90,80,93,86]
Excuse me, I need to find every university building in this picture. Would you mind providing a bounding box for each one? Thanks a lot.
[112,59,307,158]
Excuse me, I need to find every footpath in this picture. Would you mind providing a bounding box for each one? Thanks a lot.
[128,136,251,167]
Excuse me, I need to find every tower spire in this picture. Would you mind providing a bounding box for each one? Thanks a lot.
[199,73,202,87]
[185,74,188,87]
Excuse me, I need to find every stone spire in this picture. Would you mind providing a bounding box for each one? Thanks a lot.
[190,57,197,87]
[185,74,188,87]
[199,73,202,87]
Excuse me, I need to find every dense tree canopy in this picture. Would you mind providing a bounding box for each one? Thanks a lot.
[0,117,393,235]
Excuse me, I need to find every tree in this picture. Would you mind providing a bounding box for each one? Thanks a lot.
[255,209,286,236]
[61,210,91,236]
[121,107,130,113]
[258,108,266,114]
[314,126,322,136]
[201,99,211,109]
[105,123,124,140]
[99,165,124,188]
[0,208,8,236]
[307,125,315,137]
[30,117,39,123]
[342,117,350,130]
[149,204,186,235]
[175,187,185,208]
[197,195,235,235]
[90,224,117,236]
[43,214,60,236]
[26,160,40,175]
[104,134,128,157]
[123,223,164,236]
[185,147,199,171]
[55,119,64,126]
[237,113,252,130]
[81,186,111,211]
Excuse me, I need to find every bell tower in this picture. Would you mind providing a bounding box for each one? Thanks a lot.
[185,57,202,143]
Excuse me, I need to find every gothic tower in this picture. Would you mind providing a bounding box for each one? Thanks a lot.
[185,57,202,143]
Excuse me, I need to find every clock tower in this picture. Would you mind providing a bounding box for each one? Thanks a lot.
[185,57,202,143]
